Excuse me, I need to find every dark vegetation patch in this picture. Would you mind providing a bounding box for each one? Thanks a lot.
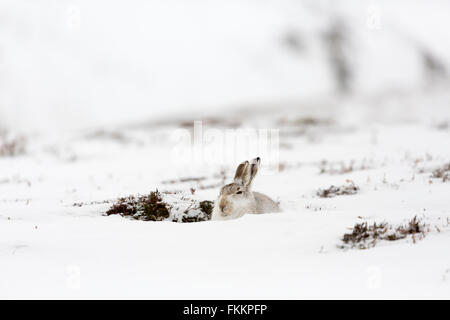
[431,163,450,182]
[106,191,169,221]
[317,181,359,198]
[106,190,214,222]
[340,216,427,249]
[0,130,26,157]
[182,200,214,223]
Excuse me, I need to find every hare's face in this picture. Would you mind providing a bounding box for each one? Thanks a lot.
[212,158,261,220]
[216,183,253,217]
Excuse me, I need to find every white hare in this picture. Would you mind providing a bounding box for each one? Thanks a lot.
[211,157,280,220]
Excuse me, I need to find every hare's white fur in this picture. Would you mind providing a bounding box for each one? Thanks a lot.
[211,158,280,220]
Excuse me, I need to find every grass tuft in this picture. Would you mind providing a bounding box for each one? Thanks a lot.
[431,163,450,182]
[106,190,213,222]
[341,216,426,249]
[317,181,359,198]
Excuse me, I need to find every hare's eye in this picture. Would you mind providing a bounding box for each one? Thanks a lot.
[236,191,243,195]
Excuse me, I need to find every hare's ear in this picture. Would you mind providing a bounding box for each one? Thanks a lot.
[246,157,261,188]
[233,160,249,185]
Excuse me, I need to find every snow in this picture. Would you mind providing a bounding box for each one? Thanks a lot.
[1,0,450,299]
[1,87,450,299]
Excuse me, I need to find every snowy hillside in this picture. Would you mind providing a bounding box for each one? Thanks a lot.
[1,0,450,132]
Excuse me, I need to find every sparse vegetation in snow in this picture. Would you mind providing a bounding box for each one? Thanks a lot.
[317,181,359,198]
[431,163,450,182]
[106,190,214,222]
[319,159,375,175]
[340,216,427,249]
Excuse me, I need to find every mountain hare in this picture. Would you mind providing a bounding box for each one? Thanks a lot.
[211,157,280,220]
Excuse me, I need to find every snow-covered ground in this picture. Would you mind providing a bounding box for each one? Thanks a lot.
[1,0,450,299]
[1,88,450,299]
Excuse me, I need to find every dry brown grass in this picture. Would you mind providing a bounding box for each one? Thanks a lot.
[319,159,374,175]
[431,163,450,182]
[317,181,359,198]
[105,190,214,222]
[340,216,427,249]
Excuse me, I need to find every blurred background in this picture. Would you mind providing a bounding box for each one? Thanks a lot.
[1,0,449,134]
[3,1,450,300]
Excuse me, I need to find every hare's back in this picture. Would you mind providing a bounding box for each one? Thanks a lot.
[252,192,280,214]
